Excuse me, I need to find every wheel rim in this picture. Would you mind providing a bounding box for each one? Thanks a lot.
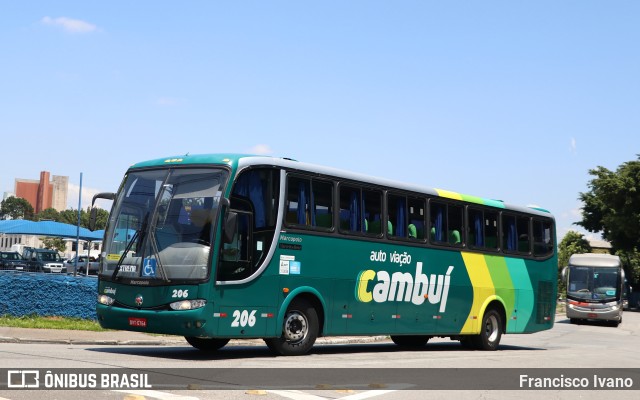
[283,310,308,342]
[485,314,499,343]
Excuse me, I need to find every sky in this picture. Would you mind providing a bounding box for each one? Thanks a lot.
[1,1,639,242]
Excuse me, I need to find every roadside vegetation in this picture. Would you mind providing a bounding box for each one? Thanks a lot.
[0,315,106,331]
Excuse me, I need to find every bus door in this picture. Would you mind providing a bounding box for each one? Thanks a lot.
[215,210,278,338]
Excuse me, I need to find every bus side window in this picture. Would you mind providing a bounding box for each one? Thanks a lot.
[468,208,498,250]
[363,188,382,235]
[517,217,531,253]
[387,194,405,238]
[448,204,463,246]
[502,215,517,251]
[286,177,310,226]
[502,214,531,254]
[533,218,553,256]
[286,176,334,230]
[313,180,334,229]
[388,194,424,240]
[430,200,462,246]
[339,186,361,233]
[430,201,446,243]
[338,185,381,236]
[408,197,425,240]
[485,210,498,249]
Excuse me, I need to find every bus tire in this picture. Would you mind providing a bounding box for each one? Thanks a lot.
[390,335,430,347]
[471,308,502,351]
[185,337,230,352]
[264,298,319,356]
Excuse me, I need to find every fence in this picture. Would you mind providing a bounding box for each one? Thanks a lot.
[0,272,97,319]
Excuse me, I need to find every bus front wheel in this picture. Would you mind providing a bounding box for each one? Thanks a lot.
[185,337,230,352]
[469,308,502,351]
[264,298,319,356]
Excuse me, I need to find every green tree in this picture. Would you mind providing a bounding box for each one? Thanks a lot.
[59,209,80,226]
[577,156,640,251]
[41,237,67,253]
[557,231,592,297]
[558,231,592,268]
[0,197,35,220]
[36,207,61,222]
[615,248,640,286]
[58,207,109,230]
[578,156,640,285]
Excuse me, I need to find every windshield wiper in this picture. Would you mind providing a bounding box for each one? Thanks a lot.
[112,214,149,280]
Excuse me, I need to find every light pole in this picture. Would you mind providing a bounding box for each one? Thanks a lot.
[74,172,82,276]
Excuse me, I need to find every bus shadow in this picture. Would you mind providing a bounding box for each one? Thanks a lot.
[87,341,543,361]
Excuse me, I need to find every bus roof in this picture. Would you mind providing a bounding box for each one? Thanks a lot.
[568,253,620,268]
[129,153,553,217]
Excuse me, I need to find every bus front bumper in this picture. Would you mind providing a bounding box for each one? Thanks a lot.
[566,303,622,321]
[96,304,215,337]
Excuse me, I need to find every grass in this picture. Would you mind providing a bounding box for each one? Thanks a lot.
[0,315,108,331]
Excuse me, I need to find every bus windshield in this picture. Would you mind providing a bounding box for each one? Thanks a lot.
[100,167,228,282]
[567,266,620,301]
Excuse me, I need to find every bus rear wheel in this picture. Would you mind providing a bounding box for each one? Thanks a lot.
[469,308,502,351]
[264,298,319,356]
[185,337,230,352]
[390,335,430,348]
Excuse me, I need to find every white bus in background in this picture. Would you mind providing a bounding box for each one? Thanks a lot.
[563,253,624,327]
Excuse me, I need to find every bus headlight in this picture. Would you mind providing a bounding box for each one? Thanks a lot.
[170,299,207,310]
[97,295,114,305]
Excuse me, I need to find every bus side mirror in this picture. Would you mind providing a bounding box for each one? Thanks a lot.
[89,208,97,231]
[561,266,568,282]
[224,212,238,244]
[89,192,116,231]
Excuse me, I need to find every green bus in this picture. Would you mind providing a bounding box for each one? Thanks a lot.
[93,154,557,355]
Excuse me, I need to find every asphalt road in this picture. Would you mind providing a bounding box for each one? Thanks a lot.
[0,311,639,400]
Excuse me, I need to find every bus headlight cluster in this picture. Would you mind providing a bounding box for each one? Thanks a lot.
[97,295,114,306]
[170,299,207,310]
[605,301,619,311]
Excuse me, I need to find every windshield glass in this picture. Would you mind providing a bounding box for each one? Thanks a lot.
[38,252,62,262]
[2,253,21,261]
[567,266,620,301]
[100,167,228,282]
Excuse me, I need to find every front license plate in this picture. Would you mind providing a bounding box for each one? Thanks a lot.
[587,313,598,318]
[128,317,147,328]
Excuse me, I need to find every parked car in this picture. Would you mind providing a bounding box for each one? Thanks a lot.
[0,251,28,271]
[22,247,66,273]
[65,255,100,275]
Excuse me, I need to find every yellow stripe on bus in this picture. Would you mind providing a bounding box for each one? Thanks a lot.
[435,189,463,201]
[460,252,495,334]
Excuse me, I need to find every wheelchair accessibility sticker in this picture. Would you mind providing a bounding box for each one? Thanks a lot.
[142,258,157,277]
